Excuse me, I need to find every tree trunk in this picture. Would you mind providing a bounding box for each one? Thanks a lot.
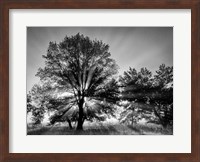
[76,97,84,130]
[131,115,134,125]
[153,105,167,128]
[67,119,73,129]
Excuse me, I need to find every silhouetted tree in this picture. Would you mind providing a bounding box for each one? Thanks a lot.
[119,67,153,124]
[35,33,119,130]
[119,65,173,127]
[149,64,173,127]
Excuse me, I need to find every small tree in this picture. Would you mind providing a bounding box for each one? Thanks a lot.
[119,67,153,124]
[27,84,47,125]
[119,65,173,127]
[149,64,173,127]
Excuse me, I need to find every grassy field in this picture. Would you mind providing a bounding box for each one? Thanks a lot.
[27,120,173,135]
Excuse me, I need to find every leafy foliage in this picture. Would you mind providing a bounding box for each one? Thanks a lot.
[119,64,173,127]
[30,33,119,130]
[27,84,48,124]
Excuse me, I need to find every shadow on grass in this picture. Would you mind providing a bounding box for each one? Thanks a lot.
[27,124,120,135]
[27,123,173,135]
[127,125,144,135]
[73,125,119,135]
[127,124,173,135]
[27,126,52,135]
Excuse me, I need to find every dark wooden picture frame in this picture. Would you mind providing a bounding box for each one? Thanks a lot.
[0,0,199,161]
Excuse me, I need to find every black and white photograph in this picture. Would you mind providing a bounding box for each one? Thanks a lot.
[27,27,173,135]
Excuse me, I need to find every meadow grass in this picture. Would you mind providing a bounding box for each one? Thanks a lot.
[27,121,173,135]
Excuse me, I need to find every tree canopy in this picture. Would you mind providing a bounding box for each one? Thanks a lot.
[119,64,173,127]
[33,33,119,130]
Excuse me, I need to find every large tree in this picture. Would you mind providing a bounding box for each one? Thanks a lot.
[35,33,119,130]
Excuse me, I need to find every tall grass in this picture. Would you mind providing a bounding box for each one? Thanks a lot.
[27,121,173,135]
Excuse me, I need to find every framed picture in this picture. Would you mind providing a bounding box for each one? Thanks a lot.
[0,0,199,162]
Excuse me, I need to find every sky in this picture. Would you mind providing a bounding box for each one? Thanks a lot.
[27,27,173,92]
